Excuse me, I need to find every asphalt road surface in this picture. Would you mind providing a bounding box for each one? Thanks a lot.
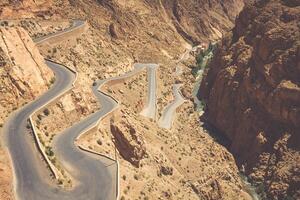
[4,21,115,200]
[4,60,115,200]
[158,84,185,129]
[33,20,85,44]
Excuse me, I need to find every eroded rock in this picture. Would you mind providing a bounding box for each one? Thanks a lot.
[110,118,146,167]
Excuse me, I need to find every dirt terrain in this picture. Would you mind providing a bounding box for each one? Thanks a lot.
[200,0,300,199]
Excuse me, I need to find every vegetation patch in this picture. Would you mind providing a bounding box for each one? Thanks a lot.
[192,42,216,111]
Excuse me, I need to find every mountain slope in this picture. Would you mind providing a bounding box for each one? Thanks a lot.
[151,0,244,42]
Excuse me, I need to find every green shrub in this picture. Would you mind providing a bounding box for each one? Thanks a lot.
[58,179,63,185]
[50,77,55,84]
[45,146,54,157]
[37,114,43,120]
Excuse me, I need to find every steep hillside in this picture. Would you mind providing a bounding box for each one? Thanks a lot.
[147,0,244,42]
[199,0,300,199]
[1,0,244,43]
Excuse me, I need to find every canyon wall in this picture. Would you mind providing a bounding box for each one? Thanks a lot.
[1,0,245,50]
[0,0,54,18]
[199,0,300,199]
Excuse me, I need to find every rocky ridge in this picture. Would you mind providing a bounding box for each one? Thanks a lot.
[199,0,300,199]
[150,0,244,42]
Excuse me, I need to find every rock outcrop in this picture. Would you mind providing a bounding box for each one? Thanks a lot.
[0,1,247,199]
[110,118,146,167]
[0,26,54,122]
[199,1,300,199]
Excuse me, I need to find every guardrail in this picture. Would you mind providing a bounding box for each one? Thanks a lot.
[3,18,122,199]
[28,20,82,181]
[77,145,120,200]
[28,58,78,180]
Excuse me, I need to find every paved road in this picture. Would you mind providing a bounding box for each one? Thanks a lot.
[3,20,160,199]
[33,20,85,44]
[158,47,198,129]
[4,60,116,199]
[140,64,159,120]
[158,84,185,129]
[4,21,115,200]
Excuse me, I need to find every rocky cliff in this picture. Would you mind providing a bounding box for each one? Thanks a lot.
[1,0,244,42]
[100,0,244,43]
[0,0,54,19]
[199,0,300,199]
[0,26,54,123]
[110,118,146,167]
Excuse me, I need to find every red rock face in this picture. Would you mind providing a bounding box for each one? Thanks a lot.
[199,0,300,199]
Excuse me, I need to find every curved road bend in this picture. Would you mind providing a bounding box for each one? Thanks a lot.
[4,20,159,199]
[4,21,114,200]
[159,48,197,129]
[140,64,159,120]
[5,61,114,200]
[158,84,185,129]
[53,63,152,199]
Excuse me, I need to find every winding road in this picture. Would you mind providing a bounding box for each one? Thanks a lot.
[33,20,85,44]
[158,84,185,129]
[3,20,159,200]
[158,45,203,129]
[158,48,195,129]
[5,59,114,200]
